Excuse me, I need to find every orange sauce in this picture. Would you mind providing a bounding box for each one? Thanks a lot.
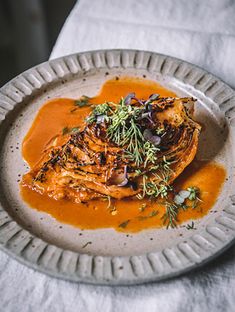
[21,77,226,232]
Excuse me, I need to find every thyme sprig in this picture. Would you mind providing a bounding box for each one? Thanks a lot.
[162,202,179,229]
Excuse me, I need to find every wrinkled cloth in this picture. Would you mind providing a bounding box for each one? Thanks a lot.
[1,0,235,311]
[51,0,235,89]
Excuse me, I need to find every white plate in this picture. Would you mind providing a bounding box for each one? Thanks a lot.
[0,49,235,285]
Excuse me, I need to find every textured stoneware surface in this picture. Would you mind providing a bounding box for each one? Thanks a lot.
[0,50,235,285]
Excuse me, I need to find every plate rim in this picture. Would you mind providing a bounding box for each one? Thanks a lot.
[0,48,235,285]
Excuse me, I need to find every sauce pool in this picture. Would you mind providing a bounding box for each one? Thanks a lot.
[21,77,226,232]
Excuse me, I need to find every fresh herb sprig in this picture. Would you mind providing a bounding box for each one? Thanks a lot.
[74,96,90,107]
[162,202,179,229]
[87,97,163,167]
[62,126,79,135]
[163,186,202,228]
[106,99,145,165]
[186,221,196,230]
[118,220,130,229]
[86,103,111,124]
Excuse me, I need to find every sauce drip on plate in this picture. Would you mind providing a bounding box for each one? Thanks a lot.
[21,77,226,232]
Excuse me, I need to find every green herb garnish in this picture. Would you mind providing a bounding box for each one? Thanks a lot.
[135,169,142,176]
[156,128,165,135]
[162,202,179,229]
[149,210,158,217]
[86,103,111,124]
[62,127,69,135]
[141,167,172,200]
[187,187,200,201]
[75,95,90,107]
[106,101,144,165]
[138,210,158,221]
[86,98,164,167]
[118,220,130,228]
[71,127,80,133]
[62,126,79,135]
[143,141,159,167]
[186,221,196,230]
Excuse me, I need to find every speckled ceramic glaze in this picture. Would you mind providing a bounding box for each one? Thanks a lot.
[0,50,235,285]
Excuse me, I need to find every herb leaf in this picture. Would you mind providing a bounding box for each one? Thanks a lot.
[187,186,200,201]
[62,126,79,135]
[86,103,111,124]
[162,202,179,229]
[75,96,90,107]
[149,210,158,217]
[71,127,80,133]
[186,221,196,230]
[82,241,92,248]
[118,220,130,228]
[62,127,69,135]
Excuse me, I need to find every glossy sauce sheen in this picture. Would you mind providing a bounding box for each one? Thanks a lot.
[21,77,226,232]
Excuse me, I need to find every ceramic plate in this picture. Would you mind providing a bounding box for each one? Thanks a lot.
[0,50,235,285]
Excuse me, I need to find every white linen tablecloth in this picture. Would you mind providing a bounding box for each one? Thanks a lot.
[1,0,235,311]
